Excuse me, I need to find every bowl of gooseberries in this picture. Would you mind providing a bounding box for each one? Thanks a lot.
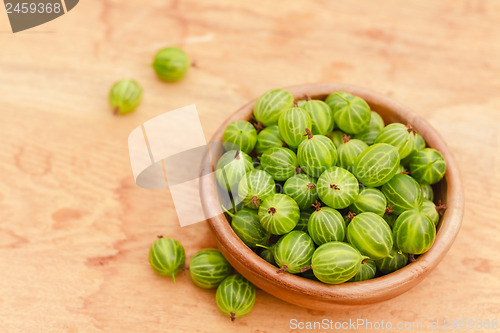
[199,83,463,311]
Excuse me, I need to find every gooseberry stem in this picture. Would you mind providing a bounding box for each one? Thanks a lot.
[385,204,394,214]
[330,184,340,190]
[230,312,236,322]
[300,265,312,273]
[304,128,314,140]
[277,265,288,273]
[346,211,356,221]
[409,254,416,263]
[312,201,322,211]
[251,196,262,207]
[268,207,277,215]
[436,200,447,216]
[234,150,240,160]
[157,235,164,239]
[406,123,416,134]
[342,134,351,144]
[255,244,270,250]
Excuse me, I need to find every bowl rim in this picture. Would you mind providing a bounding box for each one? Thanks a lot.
[200,83,464,305]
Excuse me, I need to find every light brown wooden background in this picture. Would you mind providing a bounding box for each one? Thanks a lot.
[1,1,499,332]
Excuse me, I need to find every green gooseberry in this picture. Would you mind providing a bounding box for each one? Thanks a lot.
[375,248,408,274]
[258,194,300,235]
[409,148,446,185]
[109,79,142,115]
[283,174,319,210]
[421,183,434,201]
[299,100,334,135]
[349,187,387,216]
[329,130,346,148]
[311,241,368,284]
[317,166,359,209]
[354,143,400,187]
[152,47,190,82]
[237,170,276,208]
[347,212,393,260]
[294,211,312,232]
[354,111,385,145]
[297,129,337,177]
[253,89,294,126]
[421,199,439,225]
[273,231,315,273]
[260,147,298,181]
[255,125,284,154]
[227,208,270,248]
[222,120,258,154]
[149,236,186,281]
[414,133,426,150]
[381,174,423,215]
[374,123,417,159]
[189,249,232,289]
[259,245,277,266]
[337,135,368,172]
[325,92,371,134]
[307,204,346,245]
[393,209,436,254]
[215,150,254,190]
[216,275,256,321]
[278,107,312,149]
[349,259,376,282]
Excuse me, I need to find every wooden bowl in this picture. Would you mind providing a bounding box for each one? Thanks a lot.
[199,83,464,311]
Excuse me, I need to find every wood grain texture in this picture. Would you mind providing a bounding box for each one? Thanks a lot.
[0,0,499,332]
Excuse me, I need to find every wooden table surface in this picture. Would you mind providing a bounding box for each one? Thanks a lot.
[1,1,499,332]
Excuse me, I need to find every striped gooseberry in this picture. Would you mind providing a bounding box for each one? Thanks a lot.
[307,202,346,245]
[337,135,368,172]
[297,129,338,177]
[260,147,299,181]
[283,174,319,210]
[253,89,294,126]
[349,187,387,216]
[237,170,275,209]
[227,208,270,248]
[375,248,408,274]
[325,92,371,134]
[216,275,256,321]
[258,193,300,235]
[349,259,376,282]
[381,174,423,215]
[278,107,312,149]
[374,123,417,159]
[354,111,385,145]
[310,241,368,284]
[317,166,359,209]
[215,150,254,190]
[189,249,232,289]
[347,212,393,260]
[409,148,446,185]
[299,99,334,135]
[255,125,284,154]
[222,120,257,154]
[393,209,436,254]
[273,230,315,273]
[354,143,400,187]
[148,236,185,281]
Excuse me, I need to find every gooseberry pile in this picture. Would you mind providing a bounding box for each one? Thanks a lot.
[218,88,447,285]
[148,236,255,321]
